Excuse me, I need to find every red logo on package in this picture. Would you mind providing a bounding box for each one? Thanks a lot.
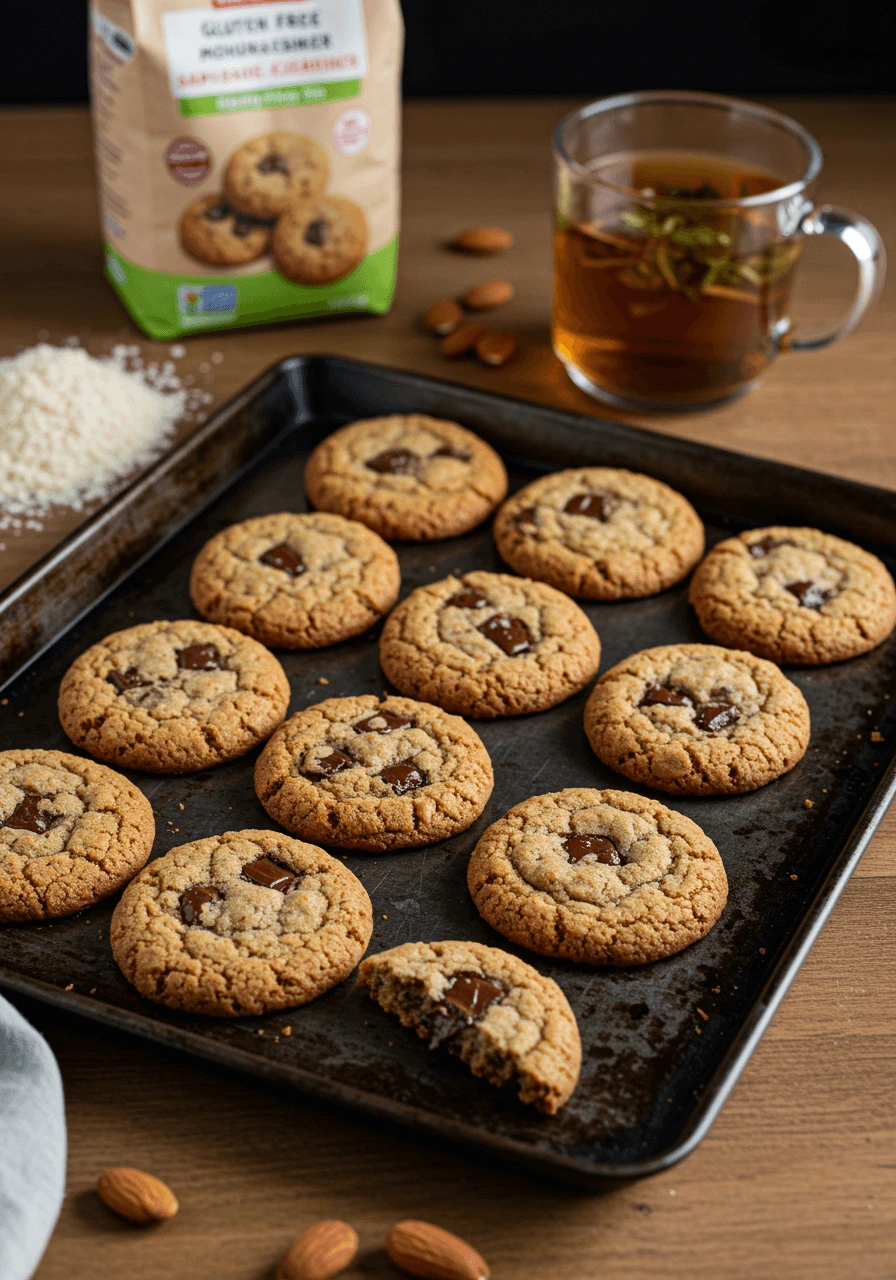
[165,137,212,186]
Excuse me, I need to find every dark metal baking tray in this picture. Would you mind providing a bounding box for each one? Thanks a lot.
[1,355,894,1187]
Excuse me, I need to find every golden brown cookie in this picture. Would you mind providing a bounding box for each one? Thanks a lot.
[304,415,508,542]
[689,526,896,664]
[254,695,493,852]
[379,571,601,718]
[224,131,329,220]
[189,512,400,649]
[179,194,270,267]
[358,940,581,1114]
[58,621,290,774]
[110,830,372,1017]
[271,195,369,285]
[583,643,810,795]
[468,788,728,965]
[0,750,154,922]
[493,467,704,600]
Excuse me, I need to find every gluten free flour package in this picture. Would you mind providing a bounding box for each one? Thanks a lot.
[89,0,403,338]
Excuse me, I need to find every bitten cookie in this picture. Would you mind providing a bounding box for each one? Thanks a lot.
[271,195,368,285]
[0,750,154,922]
[254,695,493,852]
[179,194,270,267]
[224,131,329,220]
[379,571,601,718]
[304,415,508,542]
[468,788,728,966]
[584,643,810,795]
[689,526,896,665]
[189,512,400,649]
[110,830,372,1017]
[359,940,581,1114]
[58,621,290,774]
[493,467,704,600]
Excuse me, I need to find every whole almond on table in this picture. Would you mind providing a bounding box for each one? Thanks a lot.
[462,280,514,311]
[97,1167,178,1224]
[475,329,519,367]
[278,1220,359,1280]
[386,1219,490,1280]
[454,226,514,254]
[424,299,464,335]
[439,323,488,358]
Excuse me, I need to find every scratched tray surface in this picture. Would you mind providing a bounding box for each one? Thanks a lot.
[1,358,895,1186]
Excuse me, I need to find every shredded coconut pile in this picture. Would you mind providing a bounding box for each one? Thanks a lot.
[0,343,192,533]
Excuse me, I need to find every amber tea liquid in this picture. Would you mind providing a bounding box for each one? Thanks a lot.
[553,150,801,407]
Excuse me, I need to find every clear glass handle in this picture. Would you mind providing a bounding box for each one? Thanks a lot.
[788,204,886,351]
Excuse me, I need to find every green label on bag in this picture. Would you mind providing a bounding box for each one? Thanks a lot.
[104,239,398,341]
[179,79,360,117]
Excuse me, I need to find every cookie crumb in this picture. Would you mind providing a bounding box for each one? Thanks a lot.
[0,699,7,706]
[711,986,721,994]
[257,1029,264,1036]
[281,1025,292,1036]
[17,711,24,717]
[759,948,766,955]
[804,799,814,809]
[382,914,388,920]
[64,983,73,991]
[89,987,96,994]
[790,874,798,881]
[178,803,185,810]
[871,731,884,742]
[696,1007,709,1021]
[317,676,330,685]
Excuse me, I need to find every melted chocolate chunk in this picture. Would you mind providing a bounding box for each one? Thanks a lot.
[446,588,489,610]
[366,447,418,475]
[354,711,414,734]
[479,613,533,656]
[786,580,837,610]
[694,701,741,733]
[180,884,222,925]
[749,535,794,558]
[203,201,231,222]
[516,506,537,526]
[108,667,146,693]
[257,151,289,175]
[4,794,51,834]
[564,833,621,865]
[242,857,294,892]
[303,217,328,246]
[305,749,353,779]
[260,542,305,576]
[640,684,692,709]
[177,643,222,671]
[443,972,504,1019]
[379,761,429,795]
[564,492,620,521]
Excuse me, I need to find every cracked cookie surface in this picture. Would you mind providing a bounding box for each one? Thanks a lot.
[304,415,508,542]
[494,467,704,600]
[58,621,290,775]
[358,939,581,1113]
[110,829,372,1016]
[689,526,896,664]
[0,749,154,922]
[584,643,810,795]
[468,788,727,965]
[254,695,494,852]
[189,512,400,649]
[379,570,601,718]
[224,131,328,220]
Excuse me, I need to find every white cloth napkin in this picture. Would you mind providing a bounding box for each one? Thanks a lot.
[0,996,66,1280]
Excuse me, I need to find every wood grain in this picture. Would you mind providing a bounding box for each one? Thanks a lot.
[0,99,892,1279]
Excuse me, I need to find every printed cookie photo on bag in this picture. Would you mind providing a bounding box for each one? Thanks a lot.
[90,0,402,338]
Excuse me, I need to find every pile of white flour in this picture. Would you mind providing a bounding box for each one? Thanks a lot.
[0,343,188,532]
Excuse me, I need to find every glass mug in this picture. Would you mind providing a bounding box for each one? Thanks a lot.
[552,90,886,410]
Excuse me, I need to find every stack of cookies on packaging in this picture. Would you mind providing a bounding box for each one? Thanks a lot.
[3,410,894,1117]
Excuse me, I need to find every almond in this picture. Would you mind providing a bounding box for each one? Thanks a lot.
[278,1220,359,1280]
[97,1167,178,1225]
[475,329,519,367]
[424,299,464,335]
[454,226,513,254]
[386,1220,490,1280]
[462,280,514,311]
[439,323,488,358]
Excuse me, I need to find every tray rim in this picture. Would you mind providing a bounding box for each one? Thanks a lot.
[1,352,895,1186]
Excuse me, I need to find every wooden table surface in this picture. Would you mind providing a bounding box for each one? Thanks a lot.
[1,98,893,1279]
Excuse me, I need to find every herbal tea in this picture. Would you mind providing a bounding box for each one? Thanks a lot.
[552,150,801,407]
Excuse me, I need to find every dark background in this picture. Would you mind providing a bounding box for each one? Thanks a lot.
[2,0,893,104]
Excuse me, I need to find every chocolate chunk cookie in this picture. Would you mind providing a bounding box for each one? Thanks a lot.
[254,695,494,852]
[304,415,508,542]
[584,643,810,795]
[468,788,728,965]
[0,750,154,922]
[689,526,896,664]
[271,195,368,285]
[358,940,581,1113]
[110,830,372,1016]
[179,193,270,267]
[189,512,400,650]
[379,571,601,718]
[493,467,705,599]
[224,131,329,220]
[58,621,290,774]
